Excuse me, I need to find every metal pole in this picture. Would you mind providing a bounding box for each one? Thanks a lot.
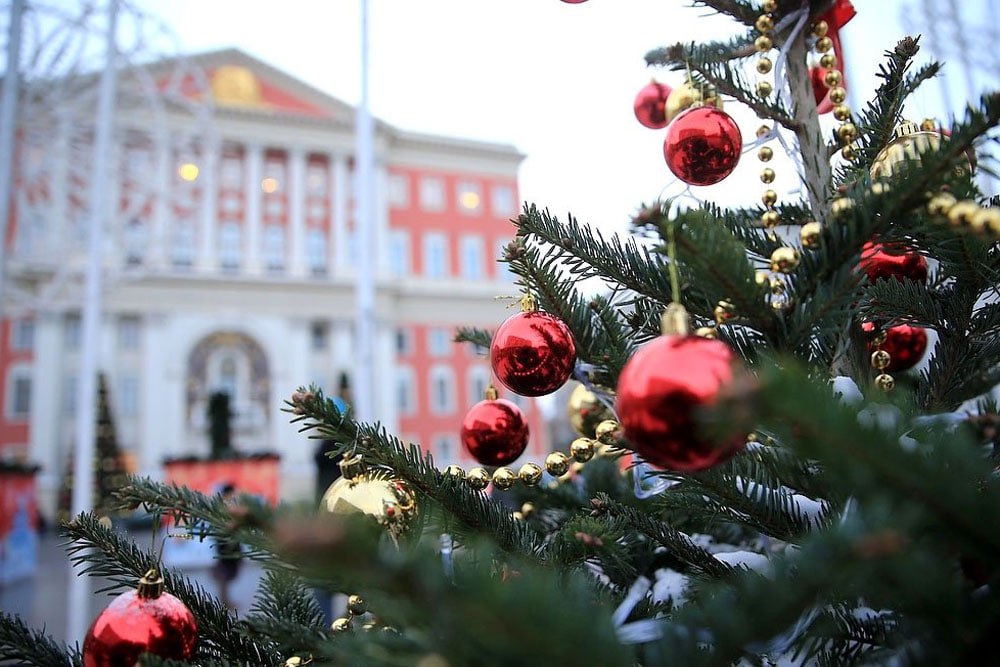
[0,0,25,308]
[353,0,375,422]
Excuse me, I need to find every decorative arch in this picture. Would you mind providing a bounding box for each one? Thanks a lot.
[186,331,270,432]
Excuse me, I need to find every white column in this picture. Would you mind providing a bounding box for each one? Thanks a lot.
[245,142,264,275]
[139,314,167,479]
[375,319,397,434]
[331,154,348,276]
[148,131,171,269]
[288,147,307,278]
[29,311,62,521]
[196,138,219,272]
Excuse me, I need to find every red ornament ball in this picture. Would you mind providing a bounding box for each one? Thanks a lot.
[634,80,673,129]
[860,241,928,283]
[862,321,928,372]
[461,397,530,466]
[615,335,745,472]
[663,106,742,186]
[491,310,576,396]
[83,574,197,667]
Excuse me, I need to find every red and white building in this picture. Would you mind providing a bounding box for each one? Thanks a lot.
[0,49,547,520]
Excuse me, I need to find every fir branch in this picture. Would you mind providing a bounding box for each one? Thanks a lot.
[453,326,491,352]
[246,569,326,631]
[0,612,78,667]
[61,513,275,665]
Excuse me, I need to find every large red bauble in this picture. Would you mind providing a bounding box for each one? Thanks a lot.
[490,311,576,396]
[634,80,673,129]
[461,398,530,466]
[83,586,197,666]
[663,106,742,186]
[615,335,745,472]
[859,241,928,283]
[862,321,928,372]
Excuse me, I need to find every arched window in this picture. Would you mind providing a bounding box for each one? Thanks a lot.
[397,365,416,415]
[467,366,490,408]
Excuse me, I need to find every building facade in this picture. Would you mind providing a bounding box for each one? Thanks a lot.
[0,49,546,520]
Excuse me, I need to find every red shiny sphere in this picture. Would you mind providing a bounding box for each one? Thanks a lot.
[663,106,742,186]
[634,80,673,129]
[810,66,833,114]
[615,335,745,472]
[83,590,197,666]
[461,398,530,466]
[860,241,928,284]
[491,311,576,396]
[862,321,928,372]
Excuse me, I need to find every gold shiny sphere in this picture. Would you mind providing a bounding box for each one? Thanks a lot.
[285,658,312,667]
[594,419,621,445]
[875,373,896,392]
[771,297,793,312]
[331,617,353,633]
[520,501,535,518]
[812,20,829,37]
[512,511,524,521]
[841,144,856,160]
[762,189,778,206]
[321,473,417,535]
[833,105,851,121]
[347,595,367,616]
[815,36,833,53]
[758,146,774,162]
[947,200,979,228]
[756,81,773,98]
[756,124,771,138]
[444,464,465,479]
[837,122,858,143]
[754,35,773,52]
[971,207,1000,236]
[755,14,774,33]
[760,167,775,184]
[466,467,490,491]
[570,437,597,463]
[545,452,570,477]
[714,300,737,324]
[665,82,723,122]
[871,330,888,347]
[820,53,837,69]
[799,222,822,249]
[492,467,517,491]
[762,0,778,12]
[566,383,615,438]
[920,118,939,132]
[769,278,786,295]
[756,57,773,75]
[755,269,771,286]
[769,247,800,274]
[829,87,847,104]
[761,210,780,229]
[871,350,892,371]
[869,183,891,198]
[695,326,718,339]
[831,197,854,218]
[927,192,958,217]
[823,69,843,87]
[518,462,543,485]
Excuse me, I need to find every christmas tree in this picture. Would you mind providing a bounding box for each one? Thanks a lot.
[3,0,1000,664]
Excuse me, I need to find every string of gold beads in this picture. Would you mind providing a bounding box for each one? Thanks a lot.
[331,594,381,634]
[811,19,854,159]
[449,420,625,492]
[926,191,1000,237]
[754,0,777,99]
[869,330,895,392]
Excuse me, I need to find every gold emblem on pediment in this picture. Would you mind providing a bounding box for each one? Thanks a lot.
[211,65,265,108]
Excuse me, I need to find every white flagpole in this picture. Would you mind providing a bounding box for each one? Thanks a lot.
[0,0,25,307]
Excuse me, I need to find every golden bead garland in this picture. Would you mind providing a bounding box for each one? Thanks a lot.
[812,19,855,160]
[926,191,1000,237]
[330,593,392,634]
[868,329,895,392]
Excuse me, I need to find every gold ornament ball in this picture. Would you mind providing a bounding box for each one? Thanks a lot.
[761,189,778,206]
[868,182,891,197]
[466,467,490,491]
[823,69,843,87]
[927,192,957,217]
[754,35,773,52]
[971,207,1000,236]
[285,657,313,667]
[545,452,570,477]
[820,53,837,69]
[755,269,771,287]
[815,36,833,52]
[566,383,615,438]
[757,81,773,98]
[756,57,773,74]
[520,501,535,518]
[518,462,543,485]
[875,373,896,392]
[760,167,775,184]
[758,146,773,162]
[871,350,892,371]
[321,470,417,535]
[770,247,800,273]
[570,437,597,463]
[756,124,771,138]
[492,467,517,491]
[831,197,854,218]
[760,210,780,229]
[840,144,856,161]
[755,14,774,33]
[696,326,718,339]
[331,617,353,634]
[833,104,851,121]
[837,123,858,143]
[444,464,465,480]
[347,595,367,616]
[762,0,777,12]
[800,222,822,248]
[595,419,621,445]
[812,20,829,37]
[665,82,723,122]
[947,200,979,228]
[829,87,847,104]
[512,511,524,521]
[871,120,972,180]
[715,300,738,324]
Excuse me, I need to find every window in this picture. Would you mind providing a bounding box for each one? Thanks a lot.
[172,223,196,268]
[460,236,485,281]
[119,375,140,417]
[491,184,517,217]
[6,367,31,418]
[428,328,451,356]
[397,365,416,415]
[263,160,286,191]
[429,365,456,415]
[221,156,243,187]
[467,366,490,407]
[307,164,328,196]
[11,318,34,351]
[221,195,242,215]
[456,180,482,214]
[307,202,327,220]
[495,239,514,282]
[219,222,242,270]
[423,233,447,278]
[63,374,77,415]
[395,327,412,356]
[124,219,147,265]
[419,176,445,211]
[64,314,81,349]
[264,198,285,217]
[307,228,327,276]
[264,224,285,271]
[388,230,410,277]
[434,434,458,465]
[311,321,328,351]
[117,315,141,350]
[388,172,410,208]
